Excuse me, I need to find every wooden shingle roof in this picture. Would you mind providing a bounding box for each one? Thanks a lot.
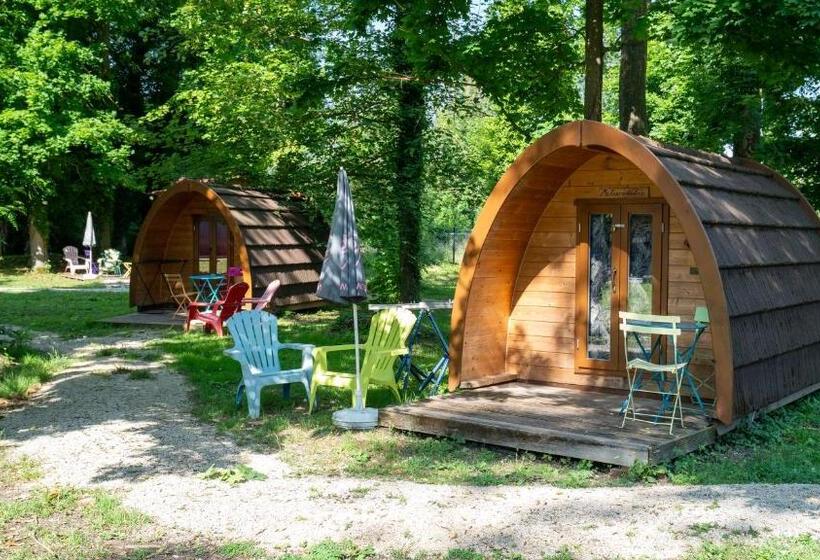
[639,139,820,417]
[211,186,325,308]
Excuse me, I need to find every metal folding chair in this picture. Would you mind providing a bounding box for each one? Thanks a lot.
[619,311,690,434]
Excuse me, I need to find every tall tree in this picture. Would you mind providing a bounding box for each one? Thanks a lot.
[343,1,470,301]
[584,0,604,120]
[0,0,135,267]
[464,0,582,139]
[618,0,648,134]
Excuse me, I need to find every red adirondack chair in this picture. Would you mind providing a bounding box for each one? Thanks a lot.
[242,279,280,311]
[185,282,249,337]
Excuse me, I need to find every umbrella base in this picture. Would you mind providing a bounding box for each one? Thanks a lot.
[332,407,378,430]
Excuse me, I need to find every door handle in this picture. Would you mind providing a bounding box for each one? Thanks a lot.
[612,268,617,294]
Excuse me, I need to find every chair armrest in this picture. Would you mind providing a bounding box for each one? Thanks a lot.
[371,347,409,357]
[188,301,218,308]
[279,343,314,352]
[312,344,357,355]
[77,256,93,265]
[223,348,243,360]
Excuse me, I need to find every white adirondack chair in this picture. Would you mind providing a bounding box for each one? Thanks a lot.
[62,246,90,275]
[224,310,314,418]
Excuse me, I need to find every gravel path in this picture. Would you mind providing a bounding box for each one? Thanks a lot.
[1,333,818,559]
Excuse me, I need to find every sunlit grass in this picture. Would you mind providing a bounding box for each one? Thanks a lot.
[0,349,71,400]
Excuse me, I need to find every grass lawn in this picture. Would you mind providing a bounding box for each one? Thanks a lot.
[0,329,72,401]
[0,270,107,290]
[0,263,818,486]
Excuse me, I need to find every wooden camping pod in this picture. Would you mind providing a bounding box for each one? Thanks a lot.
[449,120,820,425]
[130,178,324,311]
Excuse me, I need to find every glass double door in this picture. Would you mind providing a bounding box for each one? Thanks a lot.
[576,202,664,372]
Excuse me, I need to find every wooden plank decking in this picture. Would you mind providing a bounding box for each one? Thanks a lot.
[379,382,715,466]
[103,310,185,327]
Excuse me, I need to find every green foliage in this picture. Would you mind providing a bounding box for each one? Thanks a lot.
[648,1,820,204]
[668,393,820,484]
[0,328,69,399]
[0,0,136,228]
[461,0,583,138]
[199,464,268,486]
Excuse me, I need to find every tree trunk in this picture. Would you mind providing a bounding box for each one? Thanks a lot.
[619,0,648,135]
[0,219,7,257]
[28,207,49,270]
[392,16,426,302]
[732,89,762,158]
[584,0,605,121]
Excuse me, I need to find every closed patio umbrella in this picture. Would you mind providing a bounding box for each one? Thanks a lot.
[82,211,97,276]
[316,168,374,429]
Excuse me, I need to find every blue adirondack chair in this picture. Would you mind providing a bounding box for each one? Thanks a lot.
[224,310,314,418]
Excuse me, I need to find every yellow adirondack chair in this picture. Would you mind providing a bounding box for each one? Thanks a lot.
[309,308,416,413]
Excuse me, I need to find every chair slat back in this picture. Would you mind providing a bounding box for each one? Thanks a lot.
[254,280,281,311]
[63,246,79,265]
[163,273,188,302]
[226,309,281,373]
[218,282,249,322]
[360,309,416,385]
[618,311,682,363]
[618,311,681,337]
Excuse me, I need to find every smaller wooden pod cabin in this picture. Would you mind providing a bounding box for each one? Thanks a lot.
[130,178,324,311]
[449,120,820,426]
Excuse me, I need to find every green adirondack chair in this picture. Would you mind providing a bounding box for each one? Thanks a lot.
[309,308,416,413]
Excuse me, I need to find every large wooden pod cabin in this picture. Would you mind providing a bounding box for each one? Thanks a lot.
[449,120,820,426]
[130,178,324,311]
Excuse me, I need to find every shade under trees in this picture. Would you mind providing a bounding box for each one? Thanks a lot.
[0,0,817,295]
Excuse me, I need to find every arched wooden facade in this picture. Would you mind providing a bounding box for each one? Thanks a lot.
[450,120,820,425]
[130,178,324,311]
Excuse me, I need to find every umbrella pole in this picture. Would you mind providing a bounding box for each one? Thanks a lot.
[353,303,363,410]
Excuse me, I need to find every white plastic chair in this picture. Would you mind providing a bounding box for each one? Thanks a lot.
[62,246,90,275]
[224,310,314,418]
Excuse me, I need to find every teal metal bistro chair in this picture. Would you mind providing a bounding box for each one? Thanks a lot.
[225,310,314,418]
[618,311,691,434]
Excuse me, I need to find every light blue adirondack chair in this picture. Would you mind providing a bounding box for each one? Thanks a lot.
[224,310,314,418]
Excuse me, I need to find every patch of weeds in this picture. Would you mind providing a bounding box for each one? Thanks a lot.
[0,347,70,400]
[685,535,819,560]
[0,486,82,524]
[129,350,162,362]
[624,461,668,483]
[95,347,128,358]
[0,486,151,559]
[218,540,270,558]
[445,550,484,560]
[127,369,155,380]
[543,547,576,560]
[348,485,371,497]
[668,393,820,484]
[724,526,760,539]
[199,464,268,485]
[0,450,42,488]
[283,540,374,560]
[688,522,720,537]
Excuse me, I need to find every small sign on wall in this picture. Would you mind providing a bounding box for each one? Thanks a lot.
[598,186,650,198]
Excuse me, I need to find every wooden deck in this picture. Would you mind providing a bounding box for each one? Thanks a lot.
[379,382,715,466]
[103,310,185,327]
